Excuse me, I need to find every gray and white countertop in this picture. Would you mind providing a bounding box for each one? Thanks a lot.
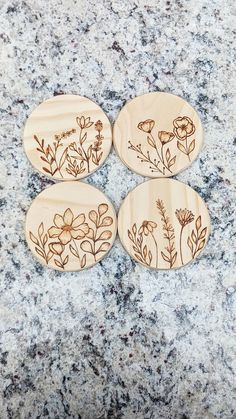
[0,0,235,418]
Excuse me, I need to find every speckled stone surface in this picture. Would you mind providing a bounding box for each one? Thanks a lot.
[0,0,235,418]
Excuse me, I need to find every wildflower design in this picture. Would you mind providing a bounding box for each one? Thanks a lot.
[127,200,207,269]
[128,115,196,175]
[29,204,114,270]
[34,115,106,178]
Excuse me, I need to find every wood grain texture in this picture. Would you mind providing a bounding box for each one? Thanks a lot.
[113,92,203,177]
[118,178,210,270]
[23,95,112,180]
[25,182,117,271]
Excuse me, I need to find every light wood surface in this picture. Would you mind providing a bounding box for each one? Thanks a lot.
[23,95,112,180]
[113,92,203,177]
[118,178,210,269]
[25,182,117,271]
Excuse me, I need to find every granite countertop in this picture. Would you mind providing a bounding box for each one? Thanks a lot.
[0,1,235,418]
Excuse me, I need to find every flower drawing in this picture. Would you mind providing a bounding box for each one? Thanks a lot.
[138,220,157,235]
[127,201,207,269]
[175,208,195,265]
[34,114,105,178]
[175,209,195,227]
[138,119,155,133]
[173,116,195,140]
[76,116,93,129]
[128,114,196,174]
[29,204,114,270]
[158,131,175,144]
[48,208,89,245]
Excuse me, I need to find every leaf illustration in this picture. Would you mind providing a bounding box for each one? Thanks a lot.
[187,237,193,253]
[196,216,202,231]
[89,210,98,225]
[81,133,87,144]
[47,145,54,159]
[143,245,147,258]
[128,230,133,241]
[177,141,187,154]
[96,242,110,254]
[29,232,39,245]
[187,218,207,259]
[147,136,155,148]
[199,227,207,240]
[46,250,53,263]
[148,250,152,264]
[161,251,170,263]
[38,222,44,238]
[59,147,68,169]
[86,228,94,240]
[188,139,195,154]
[132,223,137,235]
[172,252,177,265]
[191,230,197,243]
[63,255,69,265]
[197,239,205,251]
[43,167,53,174]
[35,248,44,258]
[81,240,93,254]
[135,254,143,262]
[43,234,48,245]
[40,156,48,162]
[69,244,78,258]
[166,148,170,162]
[81,255,86,268]
[100,216,113,227]
[54,259,63,269]
[97,230,112,241]
[97,152,103,162]
[168,156,176,167]
[87,145,92,159]
[98,203,108,216]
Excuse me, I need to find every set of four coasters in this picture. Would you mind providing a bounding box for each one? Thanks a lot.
[24,92,211,271]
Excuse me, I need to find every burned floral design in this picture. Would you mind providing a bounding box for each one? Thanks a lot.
[34,115,106,178]
[127,200,207,269]
[29,204,114,270]
[128,115,196,175]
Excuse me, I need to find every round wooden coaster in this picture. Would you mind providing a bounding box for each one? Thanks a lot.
[25,182,117,271]
[23,95,112,180]
[118,179,210,269]
[113,92,203,177]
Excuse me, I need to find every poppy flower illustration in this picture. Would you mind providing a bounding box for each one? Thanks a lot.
[173,116,195,140]
[137,119,155,133]
[158,131,175,144]
[48,208,89,245]
[138,220,157,236]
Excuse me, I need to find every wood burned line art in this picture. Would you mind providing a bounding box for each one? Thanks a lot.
[29,203,113,270]
[128,116,196,175]
[128,200,207,269]
[34,116,105,178]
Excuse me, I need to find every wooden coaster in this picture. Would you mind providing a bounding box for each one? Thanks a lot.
[23,95,112,180]
[118,179,210,269]
[113,92,203,177]
[25,182,117,271]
